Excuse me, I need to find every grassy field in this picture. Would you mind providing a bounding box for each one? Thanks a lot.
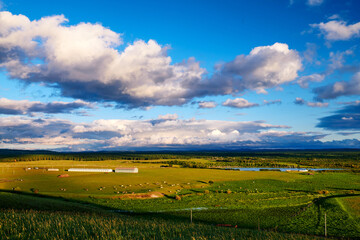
[1,209,323,240]
[0,158,359,239]
[0,191,322,240]
[0,160,308,195]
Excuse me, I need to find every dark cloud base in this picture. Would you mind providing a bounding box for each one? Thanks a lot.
[317,102,360,130]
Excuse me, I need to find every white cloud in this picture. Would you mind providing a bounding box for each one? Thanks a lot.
[0,11,205,107]
[0,116,295,150]
[307,0,324,6]
[311,20,360,41]
[222,98,259,109]
[198,101,217,109]
[211,43,302,94]
[3,116,357,150]
[0,11,302,107]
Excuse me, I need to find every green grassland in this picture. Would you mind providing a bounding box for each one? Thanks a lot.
[0,191,321,240]
[0,153,359,239]
[0,210,321,240]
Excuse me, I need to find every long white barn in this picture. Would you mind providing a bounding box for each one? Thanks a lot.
[67,168,113,173]
[115,167,139,173]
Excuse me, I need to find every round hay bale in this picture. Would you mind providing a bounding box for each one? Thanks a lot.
[57,174,70,178]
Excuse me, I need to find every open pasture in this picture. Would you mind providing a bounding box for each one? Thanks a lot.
[0,158,359,238]
[0,160,307,196]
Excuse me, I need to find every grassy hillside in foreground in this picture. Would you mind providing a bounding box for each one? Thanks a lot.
[0,209,324,240]
[0,192,322,240]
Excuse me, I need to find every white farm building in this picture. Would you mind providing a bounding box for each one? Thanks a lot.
[115,167,139,173]
[67,168,113,173]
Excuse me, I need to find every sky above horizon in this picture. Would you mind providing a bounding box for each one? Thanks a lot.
[0,0,359,151]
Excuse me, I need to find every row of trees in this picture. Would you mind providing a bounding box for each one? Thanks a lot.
[0,149,359,169]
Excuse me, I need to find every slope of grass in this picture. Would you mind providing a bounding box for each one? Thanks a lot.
[0,208,326,240]
[0,191,103,212]
[0,191,323,240]
[283,196,360,238]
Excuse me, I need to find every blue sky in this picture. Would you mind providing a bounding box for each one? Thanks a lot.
[0,0,359,150]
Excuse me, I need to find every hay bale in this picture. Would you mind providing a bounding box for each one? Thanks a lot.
[57,174,70,178]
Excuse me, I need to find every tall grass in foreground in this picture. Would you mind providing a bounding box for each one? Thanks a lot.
[0,209,320,240]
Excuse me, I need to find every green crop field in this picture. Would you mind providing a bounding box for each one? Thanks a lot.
[0,151,359,239]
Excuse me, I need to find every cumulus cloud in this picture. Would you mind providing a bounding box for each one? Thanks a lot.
[0,12,302,107]
[198,101,217,109]
[209,43,302,94]
[311,20,360,41]
[222,98,259,109]
[317,101,360,130]
[294,97,329,107]
[314,71,360,100]
[0,11,206,107]
[307,0,324,6]
[0,98,93,115]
